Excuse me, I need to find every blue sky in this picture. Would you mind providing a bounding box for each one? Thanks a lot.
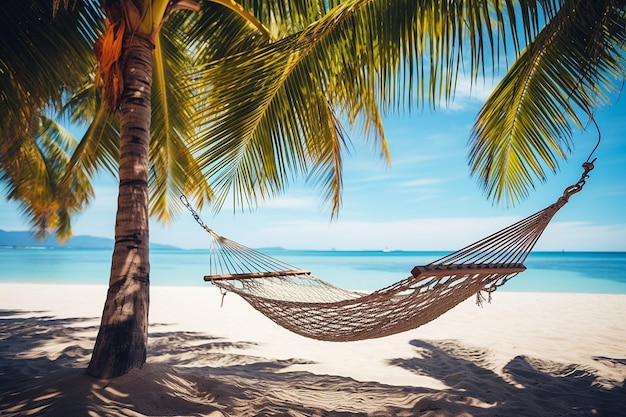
[1,78,625,252]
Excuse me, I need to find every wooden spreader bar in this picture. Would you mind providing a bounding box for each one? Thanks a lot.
[411,263,526,278]
[205,269,312,281]
[205,263,525,282]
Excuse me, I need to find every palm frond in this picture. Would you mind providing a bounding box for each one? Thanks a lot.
[2,116,94,241]
[469,0,626,204]
[61,93,121,183]
[149,29,214,222]
[0,0,100,139]
[187,0,552,215]
[5,0,624,237]
[185,0,272,60]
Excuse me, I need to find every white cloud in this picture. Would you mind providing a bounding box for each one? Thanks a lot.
[443,74,500,112]
[399,178,443,188]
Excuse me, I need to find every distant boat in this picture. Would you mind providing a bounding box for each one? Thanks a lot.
[382,246,391,253]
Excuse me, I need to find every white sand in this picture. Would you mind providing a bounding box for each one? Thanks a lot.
[1,282,625,416]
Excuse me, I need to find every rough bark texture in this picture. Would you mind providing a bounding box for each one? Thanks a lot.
[87,33,153,379]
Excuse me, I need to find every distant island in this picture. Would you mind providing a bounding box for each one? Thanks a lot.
[0,230,178,250]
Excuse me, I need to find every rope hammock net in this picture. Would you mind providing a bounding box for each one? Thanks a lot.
[182,162,594,342]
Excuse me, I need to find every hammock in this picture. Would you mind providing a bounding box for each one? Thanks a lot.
[182,162,594,342]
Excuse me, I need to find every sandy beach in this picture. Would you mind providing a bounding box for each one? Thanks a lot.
[1,282,625,416]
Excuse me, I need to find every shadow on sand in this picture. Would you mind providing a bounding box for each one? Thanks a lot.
[389,339,626,416]
[1,310,624,416]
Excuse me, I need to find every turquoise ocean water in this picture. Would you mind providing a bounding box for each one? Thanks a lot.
[1,248,625,294]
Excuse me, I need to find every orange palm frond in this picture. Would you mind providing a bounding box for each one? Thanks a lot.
[94,19,124,111]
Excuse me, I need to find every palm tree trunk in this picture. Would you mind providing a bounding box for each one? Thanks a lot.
[87,33,153,379]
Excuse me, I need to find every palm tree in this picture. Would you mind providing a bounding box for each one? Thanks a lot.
[1,0,624,378]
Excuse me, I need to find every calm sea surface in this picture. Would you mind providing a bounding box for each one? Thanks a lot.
[1,248,625,294]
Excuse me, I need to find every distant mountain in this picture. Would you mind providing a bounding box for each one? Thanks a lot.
[0,230,178,250]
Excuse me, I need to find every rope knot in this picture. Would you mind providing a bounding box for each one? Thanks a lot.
[582,161,595,172]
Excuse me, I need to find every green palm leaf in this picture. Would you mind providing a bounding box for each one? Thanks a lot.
[4,0,624,237]
[150,23,214,222]
[469,0,626,204]
[0,0,99,141]
[187,0,552,215]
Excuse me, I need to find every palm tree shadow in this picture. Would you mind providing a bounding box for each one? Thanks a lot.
[0,310,429,416]
[388,339,626,417]
[2,311,625,416]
